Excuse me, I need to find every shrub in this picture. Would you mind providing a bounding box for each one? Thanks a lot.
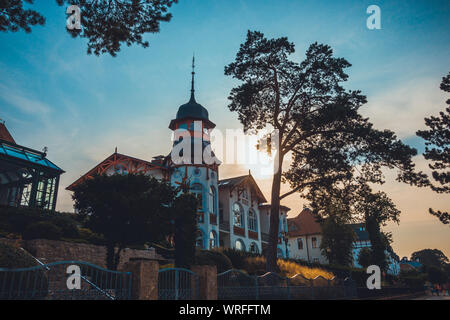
[23,222,63,241]
[277,259,334,279]
[78,228,105,245]
[50,216,79,238]
[399,270,427,288]
[0,242,48,299]
[195,250,232,273]
[221,248,260,270]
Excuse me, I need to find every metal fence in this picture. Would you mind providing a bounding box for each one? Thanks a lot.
[158,268,199,300]
[218,269,358,300]
[0,261,132,300]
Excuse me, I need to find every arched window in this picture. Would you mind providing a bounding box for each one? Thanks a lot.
[210,186,217,215]
[191,183,203,211]
[233,203,244,228]
[250,242,259,254]
[248,209,258,232]
[209,230,217,248]
[196,230,205,249]
[235,239,245,251]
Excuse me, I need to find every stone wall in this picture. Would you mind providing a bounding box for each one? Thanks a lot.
[0,238,165,269]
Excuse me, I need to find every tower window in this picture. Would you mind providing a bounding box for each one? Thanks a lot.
[233,202,244,228]
[190,183,203,211]
[248,209,257,232]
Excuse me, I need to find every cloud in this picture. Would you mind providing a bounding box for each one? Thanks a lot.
[362,77,446,139]
[0,83,51,115]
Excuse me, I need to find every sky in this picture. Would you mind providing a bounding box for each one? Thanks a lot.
[0,0,449,259]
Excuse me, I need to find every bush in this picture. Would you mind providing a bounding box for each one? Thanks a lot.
[0,242,48,299]
[221,248,260,270]
[78,228,105,245]
[51,216,79,238]
[399,270,427,288]
[23,222,63,241]
[195,250,232,273]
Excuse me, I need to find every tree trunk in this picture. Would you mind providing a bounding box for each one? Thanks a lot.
[113,246,123,271]
[106,242,115,270]
[266,152,284,272]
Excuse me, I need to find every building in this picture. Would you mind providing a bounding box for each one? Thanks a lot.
[0,121,64,211]
[288,209,400,274]
[66,62,289,256]
[287,208,327,264]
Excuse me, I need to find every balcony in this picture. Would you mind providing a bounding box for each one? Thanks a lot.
[233,226,245,237]
[261,233,270,243]
[248,230,258,240]
[219,221,230,232]
[210,214,217,225]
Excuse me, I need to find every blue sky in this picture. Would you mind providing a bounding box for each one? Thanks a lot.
[0,0,449,257]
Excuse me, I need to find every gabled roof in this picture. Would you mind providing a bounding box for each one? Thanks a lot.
[350,223,370,242]
[66,152,168,191]
[218,174,267,203]
[288,208,322,237]
[0,122,15,144]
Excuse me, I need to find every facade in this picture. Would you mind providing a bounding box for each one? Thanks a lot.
[0,121,64,211]
[287,208,327,264]
[288,209,400,275]
[66,65,290,256]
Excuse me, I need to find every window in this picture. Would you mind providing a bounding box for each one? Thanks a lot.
[235,239,245,251]
[233,202,244,228]
[250,242,259,254]
[209,231,217,248]
[210,186,217,215]
[219,202,224,222]
[191,183,203,211]
[248,209,258,232]
[297,238,303,250]
[311,237,318,248]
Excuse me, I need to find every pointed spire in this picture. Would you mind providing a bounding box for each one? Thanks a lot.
[190,54,196,102]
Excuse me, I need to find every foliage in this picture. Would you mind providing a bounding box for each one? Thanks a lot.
[220,248,261,270]
[173,193,198,268]
[77,227,105,245]
[22,221,63,240]
[0,0,45,33]
[195,250,232,273]
[357,247,373,269]
[277,259,334,279]
[399,270,427,288]
[0,206,79,236]
[0,241,38,269]
[416,72,450,225]
[426,266,448,285]
[319,213,356,266]
[0,242,48,299]
[411,249,449,270]
[56,0,178,56]
[225,30,425,271]
[72,174,177,270]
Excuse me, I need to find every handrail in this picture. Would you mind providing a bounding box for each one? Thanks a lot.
[19,247,50,271]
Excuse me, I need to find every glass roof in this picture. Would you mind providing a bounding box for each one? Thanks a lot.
[0,141,63,172]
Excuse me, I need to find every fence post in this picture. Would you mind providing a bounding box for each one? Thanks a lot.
[255,276,259,300]
[191,265,217,300]
[122,258,159,300]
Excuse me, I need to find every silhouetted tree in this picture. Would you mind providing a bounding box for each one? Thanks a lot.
[0,0,45,33]
[320,212,356,267]
[411,249,449,270]
[1,0,178,56]
[173,192,198,268]
[73,174,177,270]
[417,72,450,225]
[225,30,425,271]
[56,0,178,56]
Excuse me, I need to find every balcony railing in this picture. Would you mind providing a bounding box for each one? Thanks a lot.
[261,233,270,243]
[219,221,230,232]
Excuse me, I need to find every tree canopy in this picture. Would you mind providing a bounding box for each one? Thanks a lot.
[0,0,45,33]
[416,72,450,225]
[1,0,178,56]
[225,30,425,271]
[73,173,177,269]
[411,249,449,270]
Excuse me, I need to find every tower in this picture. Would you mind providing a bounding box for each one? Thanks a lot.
[168,57,220,250]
